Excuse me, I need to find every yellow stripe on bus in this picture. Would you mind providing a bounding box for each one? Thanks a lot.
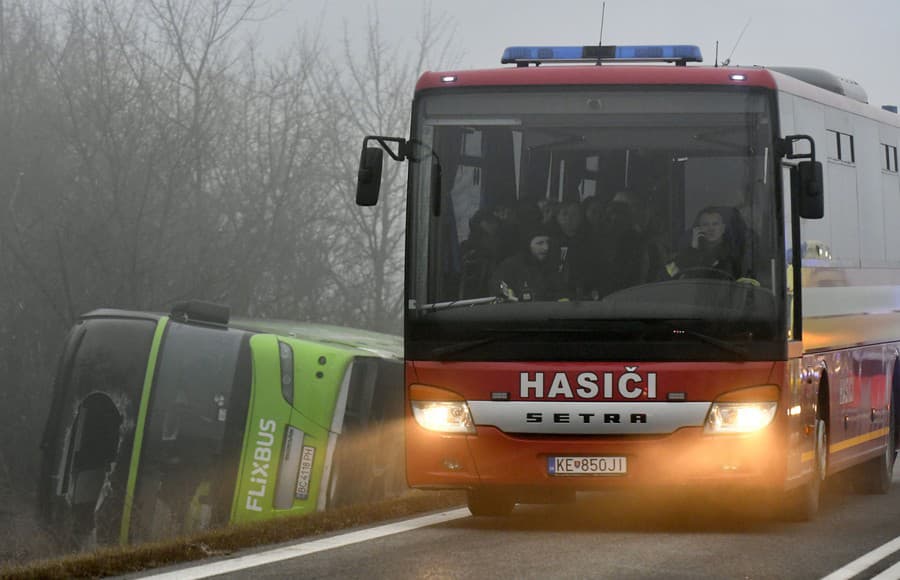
[829,427,891,454]
[800,427,890,462]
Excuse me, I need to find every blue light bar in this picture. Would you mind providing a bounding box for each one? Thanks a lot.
[502,46,584,62]
[501,44,703,66]
[613,45,702,60]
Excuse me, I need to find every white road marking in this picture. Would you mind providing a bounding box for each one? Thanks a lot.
[871,560,900,580]
[820,536,900,580]
[140,508,470,580]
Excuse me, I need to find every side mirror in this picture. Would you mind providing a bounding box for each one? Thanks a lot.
[793,160,824,219]
[356,147,384,206]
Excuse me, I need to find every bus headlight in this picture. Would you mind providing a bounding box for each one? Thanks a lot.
[411,401,475,434]
[705,402,778,434]
[409,384,475,434]
[704,385,779,434]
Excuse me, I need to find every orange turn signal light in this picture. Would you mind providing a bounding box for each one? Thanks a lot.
[715,385,780,403]
[409,384,466,402]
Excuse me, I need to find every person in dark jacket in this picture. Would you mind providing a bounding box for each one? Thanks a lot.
[459,209,501,298]
[581,194,648,298]
[489,225,562,301]
[551,201,591,297]
[665,206,742,279]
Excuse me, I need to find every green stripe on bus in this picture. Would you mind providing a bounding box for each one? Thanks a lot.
[119,316,168,545]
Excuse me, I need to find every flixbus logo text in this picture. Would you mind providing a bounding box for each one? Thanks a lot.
[245,418,277,512]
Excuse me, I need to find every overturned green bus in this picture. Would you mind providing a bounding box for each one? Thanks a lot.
[38,301,405,547]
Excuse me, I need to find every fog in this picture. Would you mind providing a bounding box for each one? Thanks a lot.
[0,0,435,564]
[260,0,900,108]
[2,0,898,569]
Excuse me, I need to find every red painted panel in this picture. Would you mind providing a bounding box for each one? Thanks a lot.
[464,425,785,489]
[409,360,776,403]
[416,66,777,92]
[405,420,787,490]
[404,359,791,490]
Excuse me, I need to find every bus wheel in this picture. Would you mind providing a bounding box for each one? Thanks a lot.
[782,417,827,521]
[466,489,516,517]
[855,400,896,494]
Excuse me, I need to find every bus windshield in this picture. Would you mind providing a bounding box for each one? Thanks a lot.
[408,87,784,356]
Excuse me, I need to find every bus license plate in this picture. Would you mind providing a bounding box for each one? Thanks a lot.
[548,456,627,476]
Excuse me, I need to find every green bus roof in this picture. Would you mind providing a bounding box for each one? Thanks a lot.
[80,309,402,360]
[230,318,402,360]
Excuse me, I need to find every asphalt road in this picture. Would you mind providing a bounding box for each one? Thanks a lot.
[143,471,900,580]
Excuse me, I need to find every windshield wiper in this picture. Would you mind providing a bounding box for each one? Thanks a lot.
[421,295,506,313]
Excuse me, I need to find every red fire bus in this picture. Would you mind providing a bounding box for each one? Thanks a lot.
[355,44,900,520]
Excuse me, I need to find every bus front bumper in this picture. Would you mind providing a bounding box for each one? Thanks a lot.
[406,424,788,493]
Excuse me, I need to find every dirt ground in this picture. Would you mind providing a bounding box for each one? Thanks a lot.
[0,492,61,567]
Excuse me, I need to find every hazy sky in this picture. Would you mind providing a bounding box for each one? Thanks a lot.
[258,0,900,109]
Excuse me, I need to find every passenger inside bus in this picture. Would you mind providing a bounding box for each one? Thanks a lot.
[551,201,590,297]
[665,206,746,280]
[578,191,668,299]
[491,203,518,262]
[489,225,563,301]
[459,209,502,298]
[537,198,560,227]
[461,189,760,302]
[583,195,606,233]
[612,190,671,283]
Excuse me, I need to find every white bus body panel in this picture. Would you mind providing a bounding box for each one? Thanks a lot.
[773,71,900,322]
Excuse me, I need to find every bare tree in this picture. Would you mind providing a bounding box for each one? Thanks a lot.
[211,34,339,318]
[324,3,457,332]
[0,0,270,506]
[0,1,462,559]
[0,0,77,496]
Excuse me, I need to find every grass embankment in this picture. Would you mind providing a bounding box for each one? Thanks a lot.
[1,491,465,580]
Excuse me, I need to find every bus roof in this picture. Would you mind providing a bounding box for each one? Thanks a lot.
[230,318,403,360]
[80,308,402,360]
[415,65,778,92]
[415,64,900,126]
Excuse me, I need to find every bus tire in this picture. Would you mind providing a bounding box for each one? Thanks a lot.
[855,397,896,495]
[466,489,516,517]
[782,417,827,521]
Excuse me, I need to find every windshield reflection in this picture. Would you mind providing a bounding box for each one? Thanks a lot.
[410,88,783,339]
